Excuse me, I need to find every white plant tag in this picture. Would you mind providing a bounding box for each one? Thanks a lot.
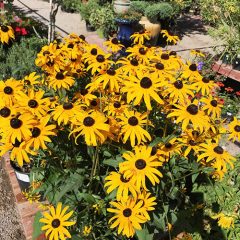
[15,172,30,183]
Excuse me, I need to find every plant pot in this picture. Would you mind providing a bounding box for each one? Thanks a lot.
[113,0,131,14]
[10,161,30,191]
[85,20,95,32]
[115,18,138,47]
[139,16,161,46]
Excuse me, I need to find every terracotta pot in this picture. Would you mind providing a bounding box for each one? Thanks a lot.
[139,16,161,45]
[113,0,131,14]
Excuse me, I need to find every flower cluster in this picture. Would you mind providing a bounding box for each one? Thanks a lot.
[0,31,239,239]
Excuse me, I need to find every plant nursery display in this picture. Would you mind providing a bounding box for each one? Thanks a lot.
[0,27,239,240]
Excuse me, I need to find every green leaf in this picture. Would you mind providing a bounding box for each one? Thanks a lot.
[153,213,165,230]
[32,211,44,240]
[136,227,153,240]
[77,193,96,204]
[192,173,199,183]
[103,156,123,168]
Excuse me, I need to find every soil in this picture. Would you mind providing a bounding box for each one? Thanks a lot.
[0,162,25,240]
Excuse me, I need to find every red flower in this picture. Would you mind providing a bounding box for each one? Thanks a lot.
[21,27,28,35]
[15,26,28,36]
[236,91,240,96]
[219,98,224,104]
[195,92,202,99]
[216,81,224,87]
[225,87,234,92]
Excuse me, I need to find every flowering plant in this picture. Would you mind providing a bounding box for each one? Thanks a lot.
[0,32,239,239]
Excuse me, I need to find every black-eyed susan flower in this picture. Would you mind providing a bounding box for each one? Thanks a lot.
[0,25,15,44]
[211,213,235,229]
[181,62,201,81]
[228,117,240,141]
[21,72,41,86]
[192,76,217,95]
[25,116,56,150]
[130,30,151,45]
[120,145,163,190]
[47,71,75,90]
[198,142,235,171]
[104,37,124,53]
[190,49,205,58]
[70,111,109,146]
[16,89,50,118]
[52,101,83,126]
[73,89,97,106]
[118,110,151,147]
[126,45,151,65]
[136,191,157,220]
[107,197,147,238]
[150,61,175,81]
[202,97,223,119]
[0,78,23,105]
[40,202,75,240]
[161,30,179,45]
[103,97,127,117]
[82,44,105,64]
[104,171,138,201]
[167,100,210,132]
[117,57,143,76]
[122,70,163,110]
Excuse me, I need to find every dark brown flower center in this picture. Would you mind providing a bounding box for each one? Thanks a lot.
[139,47,146,55]
[165,143,172,148]
[123,208,132,217]
[161,53,169,60]
[120,175,130,183]
[213,146,224,154]
[130,58,139,66]
[215,120,221,124]
[151,146,157,156]
[128,116,138,126]
[107,68,116,76]
[24,80,31,85]
[169,51,177,56]
[135,159,146,170]
[79,34,85,40]
[71,58,77,62]
[56,72,65,80]
[51,219,61,228]
[0,107,11,118]
[80,89,88,96]
[63,102,73,110]
[189,64,197,71]
[12,139,22,148]
[1,25,9,32]
[90,48,98,55]
[155,63,164,70]
[111,38,118,44]
[187,104,198,115]
[90,100,98,107]
[4,86,13,95]
[140,77,152,89]
[68,43,74,49]
[113,101,121,108]
[96,54,105,63]
[28,100,38,108]
[202,77,209,83]
[189,140,197,146]
[139,29,145,34]
[83,116,95,127]
[174,80,183,89]
[43,50,50,56]
[234,125,240,132]
[32,127,41,138]
[47,60,54,66]
[10,118,22,129]
[210,100,218,107]
[192,130,199,137]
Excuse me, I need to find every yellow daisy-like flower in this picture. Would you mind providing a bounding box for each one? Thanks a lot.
[70,111,110,146]
[192,76,217,95]
[228,117,240,141]
[82,44,105,64]
[130,30,151,45]
[73,89,97,106]
[16,89,50,118]
[47,71,75,90]
[40,202,76,240]
[181,63,201,81]
[104,98,127,117]
[104,37,124,53]
[107,197,147,238]
[122,70,163,110]
[25,116,56,150]
[117,57,143,76]
[161,30,179,45]
[118,110,151,147]
[104,171,138,201]
[167,101,210,132]
[120,145,163,190]
[126,45,151,65]
[0,25,15,44]
[21,72,41,86]
[150,61,175,82]
[190,49,205,58]
[212,213,235,229]
[0,78,23,106]
[52,102,83,126]
[197,142,235,171]
[136,191,157,220]
[202,97,223,119]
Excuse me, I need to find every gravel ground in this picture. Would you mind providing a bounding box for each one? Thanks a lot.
[0,163,25,240]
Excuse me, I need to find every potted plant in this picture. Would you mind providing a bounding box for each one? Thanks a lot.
[113,0,131,14]
[115,9,142,46]
[78,0,100,32]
